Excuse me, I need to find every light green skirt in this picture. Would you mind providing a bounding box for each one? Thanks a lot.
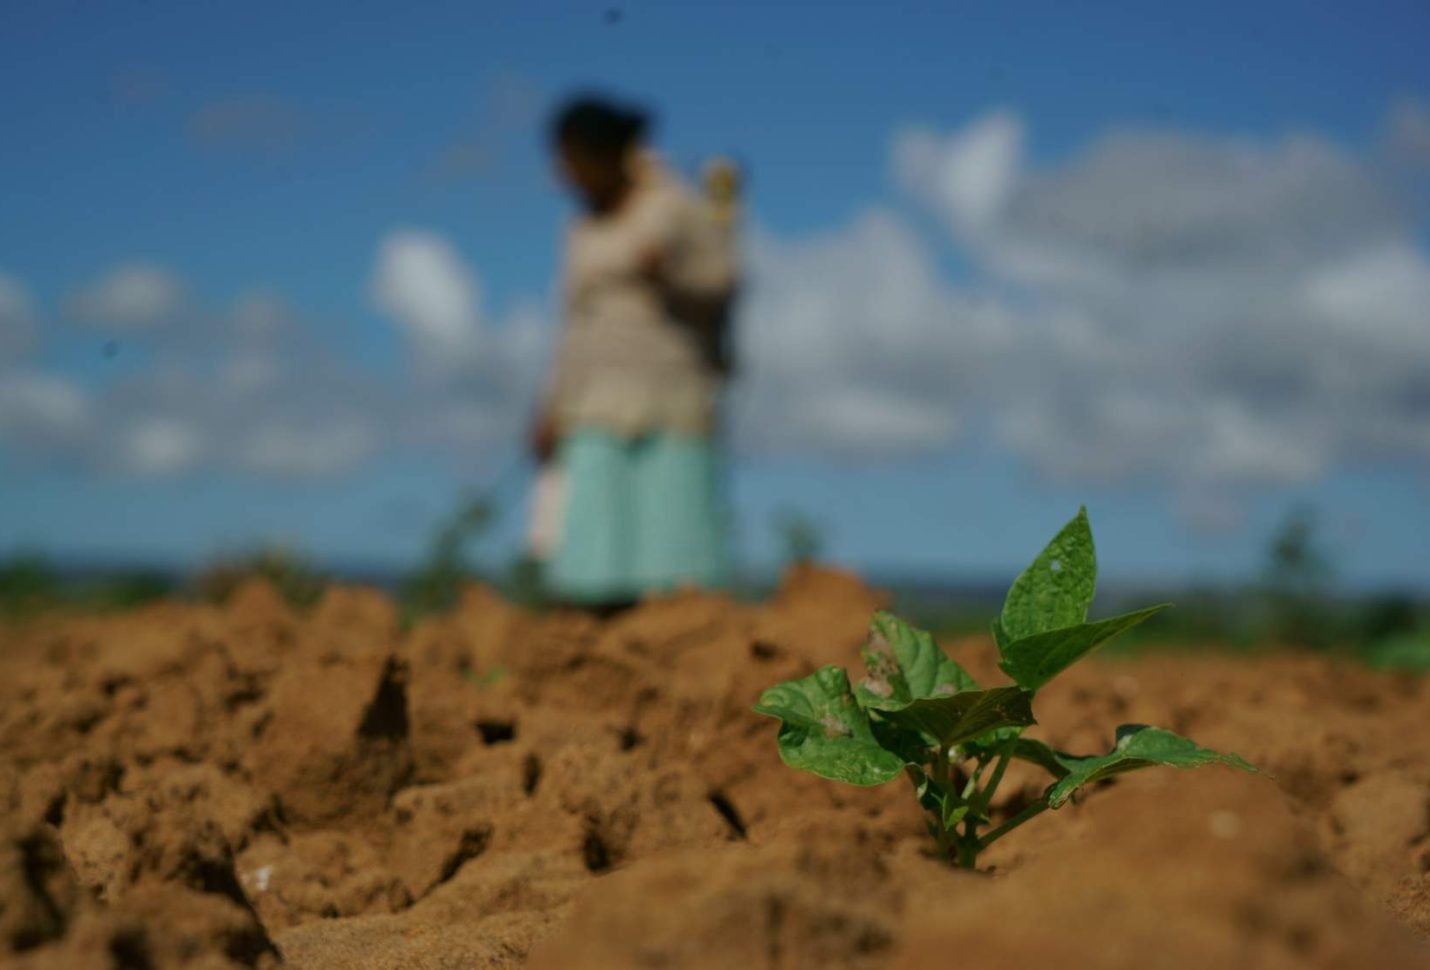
[549,429,730,603]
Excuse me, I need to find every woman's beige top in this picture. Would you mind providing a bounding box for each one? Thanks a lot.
[545,155,738,438]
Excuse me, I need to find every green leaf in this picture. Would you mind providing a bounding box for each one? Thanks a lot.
[1006,738,1070,778]
[1046,725,1257,808]
[754,666,906,787]
[462,663,511,687]
[997,605,1170,690]
[939,798,969,829]
[877,686,1036,748]
[907,765,971,829]
[1000,507,1097,642]
[869,716,933,766]
[855,611,977,710]
[966,732,1070,779]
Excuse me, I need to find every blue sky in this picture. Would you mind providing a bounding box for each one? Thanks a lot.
[2,0,1429,588]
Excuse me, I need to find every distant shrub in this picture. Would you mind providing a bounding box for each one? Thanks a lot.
[1260,505,1337,648]
[194,547,326,609]
[402,494,495,617]
[774,507,826,567]
[0,553,63,617]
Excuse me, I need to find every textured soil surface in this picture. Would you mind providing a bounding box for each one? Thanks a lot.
[3,567,1430,969]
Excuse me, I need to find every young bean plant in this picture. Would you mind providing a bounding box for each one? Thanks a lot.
[754,508,1256,869]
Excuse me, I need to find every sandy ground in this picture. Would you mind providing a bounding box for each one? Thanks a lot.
[3,567,1429,969]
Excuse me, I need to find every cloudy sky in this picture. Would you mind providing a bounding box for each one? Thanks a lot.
[3,0,1429,587]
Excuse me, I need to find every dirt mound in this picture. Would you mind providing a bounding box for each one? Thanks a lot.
[2,570,1429,968]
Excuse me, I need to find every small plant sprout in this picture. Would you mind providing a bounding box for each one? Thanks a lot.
[754,507,1256,869]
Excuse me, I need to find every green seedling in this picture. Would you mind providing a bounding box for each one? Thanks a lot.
[755,507,1256,869]
[462,663,511,688]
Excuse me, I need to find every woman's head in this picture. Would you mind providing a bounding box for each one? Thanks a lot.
[550,95,650,211]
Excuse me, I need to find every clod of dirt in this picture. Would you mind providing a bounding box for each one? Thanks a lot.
[529,819,910,969]
[1,824,82,954]
[109,882,279,968]
[899,769,1430,970]
[236,832,411,930]
[307,585,400,662]
[753,564,887,671]
[5,567,1430,967]
[532,744,733,868]
[245,651,414,827]
[273,849,590,970]
[5,809,279,969]
[1326,771,1430,934]
[387,772,523,897]
[59,762,277,905]
[8,884,280,970]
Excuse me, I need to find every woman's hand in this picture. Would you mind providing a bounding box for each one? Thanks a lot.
[529,409,558,463]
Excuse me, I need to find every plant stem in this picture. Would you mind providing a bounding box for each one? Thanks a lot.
[978,742,1015,809]
[960,753,991,800]
[935,820,954,862]
[977,798,1050,851]
[931,744,951,795]
[930,746,957,865]
[957,816,980,868]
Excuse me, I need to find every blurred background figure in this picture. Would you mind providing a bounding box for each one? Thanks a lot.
[529,95,739,610]
[3,2,1429,640]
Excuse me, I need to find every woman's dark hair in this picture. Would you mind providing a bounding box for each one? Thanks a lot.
[550,95,650,158]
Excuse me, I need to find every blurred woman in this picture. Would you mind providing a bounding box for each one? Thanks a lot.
[531,95,739,609]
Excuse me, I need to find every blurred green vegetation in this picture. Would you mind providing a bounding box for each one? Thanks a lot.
[901,585,1430,670]
[1361,631,1430,672]
[898,507,1430,672]
[3,502,1426,672]
[0,552,177,620]
[774,507,827,569]
[398,492,554,622]
[194,546,327,609]
[401,493,497,618]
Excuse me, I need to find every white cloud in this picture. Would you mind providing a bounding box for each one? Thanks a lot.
[0,240,549,481]
[1,280,380,479]
[3,104,1428,518]
[1388,98,1430,167]
[884,108,1430,498]
[894,110,1023,233]
[733,211,1008,456]
[1173,487,1247,536]
[1303,243,1430,346]
[989,133,1392,288]
[371,231,485,366]
[121,417,202,476]
[0,373,90,442]
[369,231,550,456]
[237,420,379,478]
[66,263,184,329]
[231,290,290,340]
[0,273,36,360]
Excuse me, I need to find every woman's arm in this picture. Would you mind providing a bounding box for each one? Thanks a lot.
[532,225,581,459]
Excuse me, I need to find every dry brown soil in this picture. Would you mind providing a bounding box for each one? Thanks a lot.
[3,567,1429,968]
